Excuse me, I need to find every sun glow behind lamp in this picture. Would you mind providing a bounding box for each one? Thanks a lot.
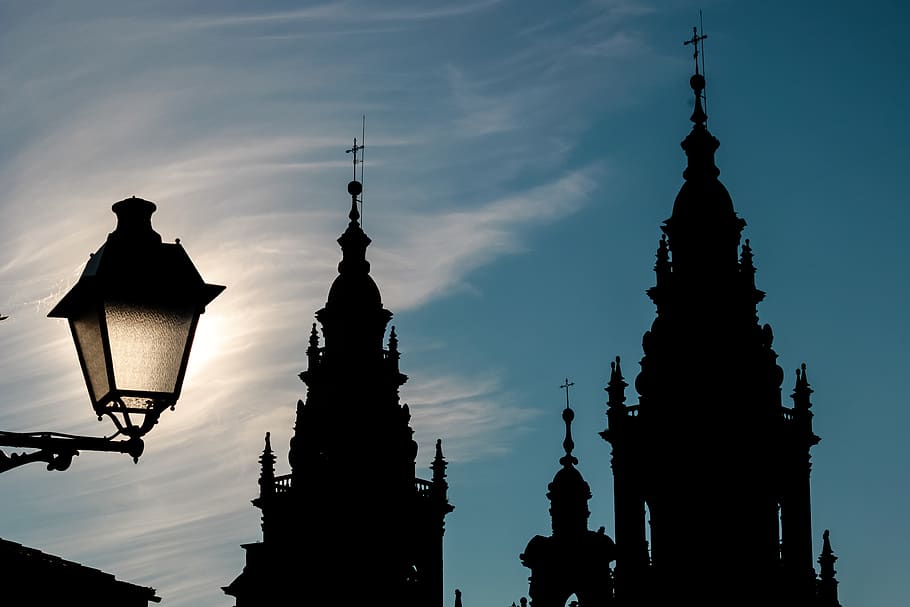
[0,196,223,474]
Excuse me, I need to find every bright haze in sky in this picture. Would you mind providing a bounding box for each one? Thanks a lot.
[0,2,907,606]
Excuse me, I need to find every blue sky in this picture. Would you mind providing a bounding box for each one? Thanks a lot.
[0,1,907,605]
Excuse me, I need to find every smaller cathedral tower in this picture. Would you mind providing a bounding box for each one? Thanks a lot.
[225,141,453,607]
[520,381,615,607]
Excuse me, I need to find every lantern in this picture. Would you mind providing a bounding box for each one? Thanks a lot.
[48,197,224,438]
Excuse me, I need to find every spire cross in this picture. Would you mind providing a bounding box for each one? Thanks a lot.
[559,378,574,411]
[683,26,707,75]
[345,137,364,182]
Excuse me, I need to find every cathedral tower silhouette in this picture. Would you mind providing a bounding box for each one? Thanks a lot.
[224,165,453,607]
[599,31,842,607]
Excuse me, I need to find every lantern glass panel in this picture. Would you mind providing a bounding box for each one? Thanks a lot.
[71,306,110,404]
[105,301,195,394]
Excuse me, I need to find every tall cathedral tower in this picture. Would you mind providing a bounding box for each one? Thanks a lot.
[224,156,453,607]
[601,32,841,607]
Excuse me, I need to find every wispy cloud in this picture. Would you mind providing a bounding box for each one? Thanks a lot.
[374,167,600,310]
[407,374,540,462]
[177,0,505,30]
[447,66,519,137]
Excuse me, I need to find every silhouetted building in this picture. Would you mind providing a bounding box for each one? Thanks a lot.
[224,176,453,607]
[0,537,160,605]
[599,37,843,607]
[520,403,615,606]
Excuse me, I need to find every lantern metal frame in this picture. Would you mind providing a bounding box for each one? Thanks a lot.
[0,197,223,474]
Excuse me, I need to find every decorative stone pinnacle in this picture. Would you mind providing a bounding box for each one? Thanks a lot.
[389,326,399,352]
[792,362,814,410]
[606,356,628,408]
[259,432,276,485]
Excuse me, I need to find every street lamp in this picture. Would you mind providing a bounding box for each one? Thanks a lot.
[0,197,224,473]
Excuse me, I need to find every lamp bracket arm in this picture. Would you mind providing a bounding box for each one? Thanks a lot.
[0,431,144,474]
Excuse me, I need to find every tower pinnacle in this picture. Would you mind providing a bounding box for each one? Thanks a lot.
[333,134,372,279]
[817,530,842,607]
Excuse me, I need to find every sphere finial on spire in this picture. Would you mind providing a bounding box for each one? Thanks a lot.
[347,180,362,222]
[559,378,578,466]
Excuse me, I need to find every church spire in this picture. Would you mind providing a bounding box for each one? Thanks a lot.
[662,23,744,279]
[335,132,370,276]
[680,25,719,182]
[316,137,392,355]
[546,379,591,536]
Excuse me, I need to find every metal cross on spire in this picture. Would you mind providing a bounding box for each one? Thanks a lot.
[345,137,364,182]
[684,25,708,76]
[560,377,575,411]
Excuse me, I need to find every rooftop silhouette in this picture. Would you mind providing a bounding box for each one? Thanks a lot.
[0,537,160,606]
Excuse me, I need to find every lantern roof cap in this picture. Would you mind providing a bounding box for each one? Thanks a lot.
[48,197,224,318]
